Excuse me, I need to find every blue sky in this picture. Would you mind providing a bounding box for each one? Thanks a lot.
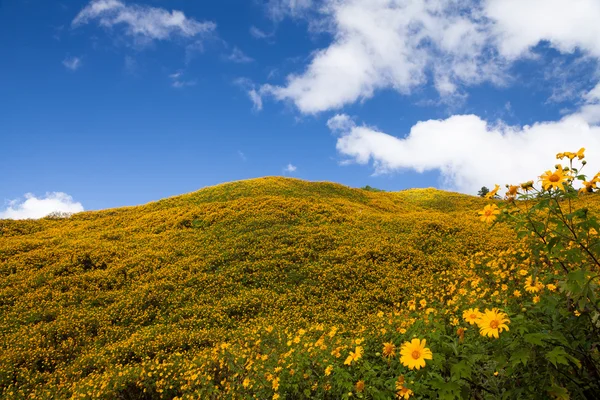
[2,0,600,218]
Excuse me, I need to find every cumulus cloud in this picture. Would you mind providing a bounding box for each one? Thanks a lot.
[72,0,216,45]
[0,193,84,220]
[329,108,600,195]
[260,0,600,114]
[486,0,600,59]
[62,56,82,71]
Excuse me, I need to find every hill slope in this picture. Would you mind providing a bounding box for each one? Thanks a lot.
[0,178,525,397]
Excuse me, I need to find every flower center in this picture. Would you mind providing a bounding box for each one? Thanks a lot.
[470,313,477,319]
[549,174,560,182]
[484,210,492,217]
[411,350,421,360]
[490,320,499,329]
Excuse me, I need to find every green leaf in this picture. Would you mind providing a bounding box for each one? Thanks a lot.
[545,347,570,368]
[450,360,471,382]
[524,333,548,346]
[510,348,529,367]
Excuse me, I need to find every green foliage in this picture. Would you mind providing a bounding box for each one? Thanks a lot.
[360,185,385,192]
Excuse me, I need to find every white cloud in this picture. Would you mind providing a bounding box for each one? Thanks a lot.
[168,70,196,88]
[261,0,500,113]
[329,110,600,195]
[265,0,313,21]
[62,56,82,71]
[0,192,84,220]
[227,47,254,63]
[250,26,273,40]
[260,0,600,114]
[73,0,216,44]
[248,89,263,111]
[485,0,600,59]
[234,78,264,111]
[284,163,297,173]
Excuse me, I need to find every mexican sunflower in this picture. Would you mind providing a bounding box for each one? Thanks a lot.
[485,184,500,199]
[400,339,433,370]
[344,346,363,365]
[382,342,396,358]
[478,204,500,223]
[476,308,510,339]
[463,308,482,325]
[540,166,570,191]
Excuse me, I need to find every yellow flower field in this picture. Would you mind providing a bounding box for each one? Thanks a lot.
[1,173,599,398]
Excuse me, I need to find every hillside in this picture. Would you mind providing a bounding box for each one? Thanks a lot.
[1,177,596,398]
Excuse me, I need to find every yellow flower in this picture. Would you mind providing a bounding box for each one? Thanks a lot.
[477,308,510,339]
[579,180,597,194]
[540,166,570,191]
[272,377,280,391]
[463,308,482,325]
[533,295,540,304]
[399,339,433,370]
[506,185,519,198]
[325,365,333,376]
[577,147,585,160]
[407,300,416,311]
[556,152,565,159]
[243,378,250,388]
[356,380,365,393]
[419,299,427,308]
[395,375,405,390]
[546,283,557,292]
[478,204,500,224]
[457,327,466,343]
[273,394,280,400]
[485,184,500,199]
[344,346,363,365]
[513,290,522,298]
[395,376,413,399]
[574,310,581,317]
[382,342,396,358]
[397,387,413,399]
[525,276,542,293]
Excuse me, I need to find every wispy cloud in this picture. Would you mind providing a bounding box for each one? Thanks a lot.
[234,78,264,111]
[249,26,274,40]
[227,47,254,63]
[0,192,84,220]
[283,163,297,173]
[169,71,196,88]
[62,56,82,71]
[123,55,137,74]
[238,150,247,161]
[72,0,216,46]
